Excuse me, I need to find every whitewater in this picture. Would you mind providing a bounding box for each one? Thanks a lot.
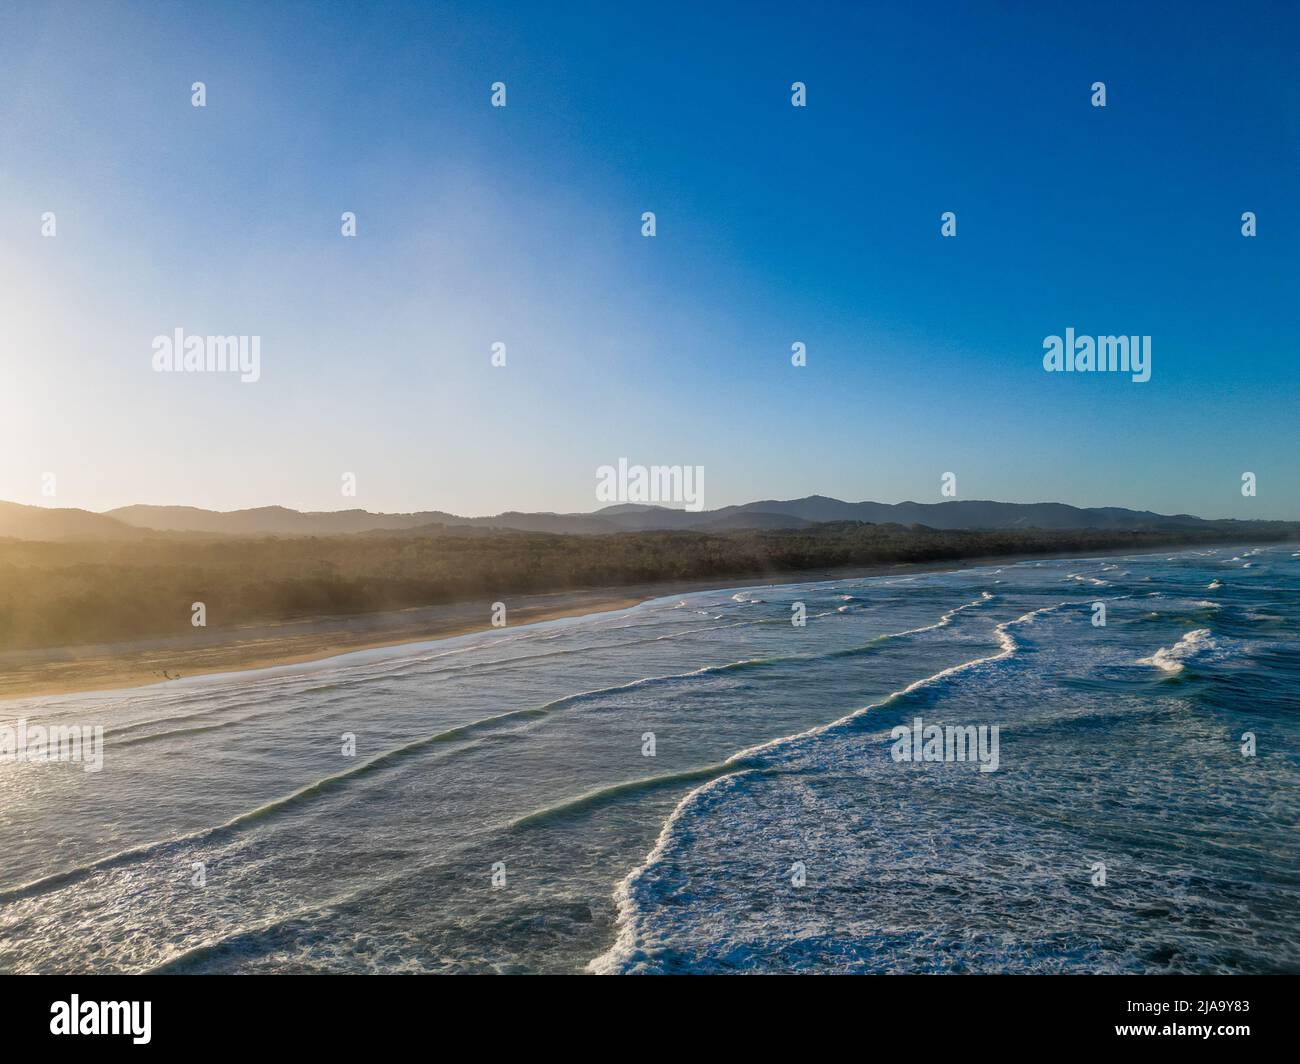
[1,546,1296,973]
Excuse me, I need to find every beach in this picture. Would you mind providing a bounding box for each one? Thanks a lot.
[0,588,648,701]
[1,544,1295,973]
[0,547,1197,701]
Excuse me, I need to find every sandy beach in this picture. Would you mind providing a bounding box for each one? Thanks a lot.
[0,546,1204,701]
[0,588,651,701]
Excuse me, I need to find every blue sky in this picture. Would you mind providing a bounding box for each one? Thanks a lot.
[1,0,1296,518]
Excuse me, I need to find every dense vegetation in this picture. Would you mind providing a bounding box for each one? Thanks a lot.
[1,523,1295,650]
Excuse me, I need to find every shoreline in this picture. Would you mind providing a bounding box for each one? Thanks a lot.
[1,541,1266,701]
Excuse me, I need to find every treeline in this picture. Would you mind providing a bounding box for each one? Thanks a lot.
[1,523,1294,650]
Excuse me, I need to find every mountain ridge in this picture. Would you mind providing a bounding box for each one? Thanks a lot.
[0,496,1291,541]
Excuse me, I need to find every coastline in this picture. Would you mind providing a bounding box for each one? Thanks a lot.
[0,589,647,702]
[0,542,1261,701]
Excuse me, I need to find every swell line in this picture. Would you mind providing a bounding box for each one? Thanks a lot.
[2,589,998,907]
[0,654,802,903]
[144,594,1009,966]
[587,597,1087,974]
[95,606,753,740]
[506,762,765,832]
[0,704,549,906]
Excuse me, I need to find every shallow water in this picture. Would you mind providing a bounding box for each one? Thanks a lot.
[1,545,1297,973]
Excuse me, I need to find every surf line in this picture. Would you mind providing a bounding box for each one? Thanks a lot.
[587,597,1091,973]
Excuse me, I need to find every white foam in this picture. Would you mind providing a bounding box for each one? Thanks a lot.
[589,595,1084,975]
[1137,628,1217,673]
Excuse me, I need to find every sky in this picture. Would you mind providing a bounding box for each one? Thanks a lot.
[0,0,1297,519]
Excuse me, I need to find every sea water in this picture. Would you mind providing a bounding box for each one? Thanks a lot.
[1,545,1296,973]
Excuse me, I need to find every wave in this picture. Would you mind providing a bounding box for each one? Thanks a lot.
[7,605,980,903]
[514,591,998,722]
[18,593,1007,900]
[145,892,363,975]
[506,762,763,832]
[97,611,775,745]
[106,687,364,745]
[0,703,561,906]
[1136,628,1243,674]
[588,598,1078,975]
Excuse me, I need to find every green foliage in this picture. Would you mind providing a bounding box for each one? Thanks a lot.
[1,523,1293,650]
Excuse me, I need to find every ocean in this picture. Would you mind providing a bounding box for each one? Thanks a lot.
[1,544,1296,973]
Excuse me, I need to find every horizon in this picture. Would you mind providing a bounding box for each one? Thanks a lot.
[4,491,1295,524]
[3,1,1297,520]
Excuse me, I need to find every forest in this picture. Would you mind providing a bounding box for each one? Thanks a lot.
[1,522,1294,650]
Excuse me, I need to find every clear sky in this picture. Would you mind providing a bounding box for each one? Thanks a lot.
[1,0,1296,519]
